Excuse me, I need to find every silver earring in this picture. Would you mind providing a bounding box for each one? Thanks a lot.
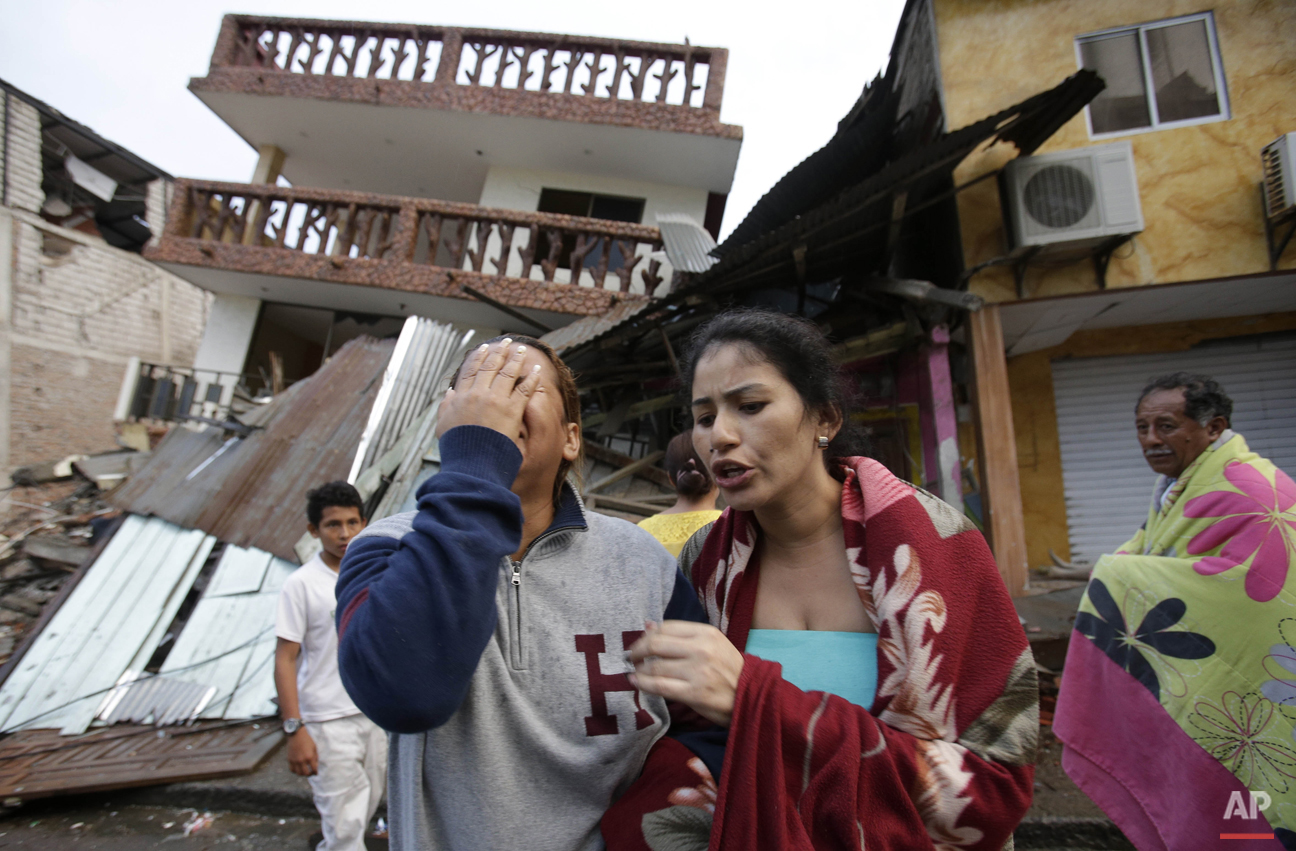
[817,436,830,449]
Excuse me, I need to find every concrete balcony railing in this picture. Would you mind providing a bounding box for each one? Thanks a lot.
[146,179,668,319]
[192,15,738,140]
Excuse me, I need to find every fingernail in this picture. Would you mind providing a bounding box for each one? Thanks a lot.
[531,364,541,373]
[477,343,488,351]
[627,673,639,687]
[501,338,512,345]
[517,345,527,354]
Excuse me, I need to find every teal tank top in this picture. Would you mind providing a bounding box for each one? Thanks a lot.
[746,630,879,708]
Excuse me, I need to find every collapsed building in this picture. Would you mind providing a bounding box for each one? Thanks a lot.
[0,80,211,470]
[7,0,1289,813]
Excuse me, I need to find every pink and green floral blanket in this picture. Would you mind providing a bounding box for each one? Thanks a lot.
[1056,432,1296,849]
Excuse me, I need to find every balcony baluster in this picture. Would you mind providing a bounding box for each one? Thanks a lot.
[217,16,721,110]
[156,181,671,322]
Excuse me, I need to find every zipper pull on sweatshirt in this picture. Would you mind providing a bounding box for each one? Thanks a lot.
[511,561,521,587]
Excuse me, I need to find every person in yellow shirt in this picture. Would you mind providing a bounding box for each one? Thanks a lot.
[637,430,722,557]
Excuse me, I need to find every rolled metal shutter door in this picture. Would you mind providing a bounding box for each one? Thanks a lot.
[1050,333,1296,564]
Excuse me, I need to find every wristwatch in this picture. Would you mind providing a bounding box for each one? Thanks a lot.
[283,718,304,735]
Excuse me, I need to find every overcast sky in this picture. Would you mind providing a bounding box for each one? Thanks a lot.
[0,0,906,239]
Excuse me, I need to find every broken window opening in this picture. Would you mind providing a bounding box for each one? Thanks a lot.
[241,303,407,397]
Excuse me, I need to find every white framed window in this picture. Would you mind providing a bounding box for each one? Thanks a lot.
[1076,12,1230,138]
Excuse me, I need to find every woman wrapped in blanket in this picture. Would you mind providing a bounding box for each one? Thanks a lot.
[603,309,1039,851]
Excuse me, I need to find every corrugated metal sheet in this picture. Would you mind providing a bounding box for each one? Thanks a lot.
[0,516,216,735]
[110,336,395,562]
[656,214,717,274]
[371,405,442,521]
[159,542,296,721]
[0,514,299,735]
[1052,333,1296,564]
[97,675,215,726]
[348,317,474,481]
[693,71,1103,289]
[560,70,1104,357]
[0,722,282,800]
[539,298,659,356]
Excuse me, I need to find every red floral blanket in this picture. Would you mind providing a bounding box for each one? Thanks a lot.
[606,457,1038,851]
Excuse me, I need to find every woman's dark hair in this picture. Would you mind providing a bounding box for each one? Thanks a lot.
[306,480,364,526]
[682,308,869,477]
[1136,372,1233,426]
[450,334,583,509]
[664,430,713,498]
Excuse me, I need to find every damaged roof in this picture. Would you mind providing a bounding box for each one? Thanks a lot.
[109,336,394,562]
[1,77,173,186]
[0,514,300,737]
[560,69,1104,357]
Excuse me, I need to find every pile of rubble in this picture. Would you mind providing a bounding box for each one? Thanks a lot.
[0,453,132,665]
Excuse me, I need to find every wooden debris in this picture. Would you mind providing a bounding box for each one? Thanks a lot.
[22,536,89,568]
[584,450,666,495]
[0,596,42,618]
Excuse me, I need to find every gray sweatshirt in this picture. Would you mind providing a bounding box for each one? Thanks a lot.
[336,426,704,851]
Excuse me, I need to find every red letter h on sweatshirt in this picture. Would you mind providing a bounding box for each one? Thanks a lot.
[575,632,653,736]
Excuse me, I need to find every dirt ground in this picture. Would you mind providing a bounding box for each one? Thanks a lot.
[1029,729,1109,820]
[0,801,319,851]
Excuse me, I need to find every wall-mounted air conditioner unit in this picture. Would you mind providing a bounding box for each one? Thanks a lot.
[1001,140,1143,252]
[1262,133,1296,219]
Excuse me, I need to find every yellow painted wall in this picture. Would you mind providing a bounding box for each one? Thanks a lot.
[933,0,1296,303]
[1008,310,1296,569]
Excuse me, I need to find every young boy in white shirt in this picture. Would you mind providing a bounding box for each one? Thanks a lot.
[275,481,387,851]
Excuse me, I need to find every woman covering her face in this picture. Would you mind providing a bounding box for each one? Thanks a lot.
[336,337,709,851]
[604,309,1037,851]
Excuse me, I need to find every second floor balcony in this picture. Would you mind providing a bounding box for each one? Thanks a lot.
[189,16,743,202]
[146,179,670,331]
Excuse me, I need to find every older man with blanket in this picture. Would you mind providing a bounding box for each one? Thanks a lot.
[1055,373,1296,849]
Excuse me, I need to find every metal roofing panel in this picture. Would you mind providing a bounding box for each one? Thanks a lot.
[160,592,271,720]
[349,318,474,480]
[97,675,215,727]
[122,534,217,675]
[157,541,296,722]
[204,546,274,597]
[0,516,215,735]
[656,214,717,274]
[110,336,395,562]
[0,513,294,740]
[560,70,1105,357]
[220,611,280,720]
[539,298,659,356]
[392,461,442,516]
[260,559,296,593]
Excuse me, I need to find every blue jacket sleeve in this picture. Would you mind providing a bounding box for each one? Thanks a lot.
[664,568,708,624]
[335,425,523,733]
[661,564,728,778]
